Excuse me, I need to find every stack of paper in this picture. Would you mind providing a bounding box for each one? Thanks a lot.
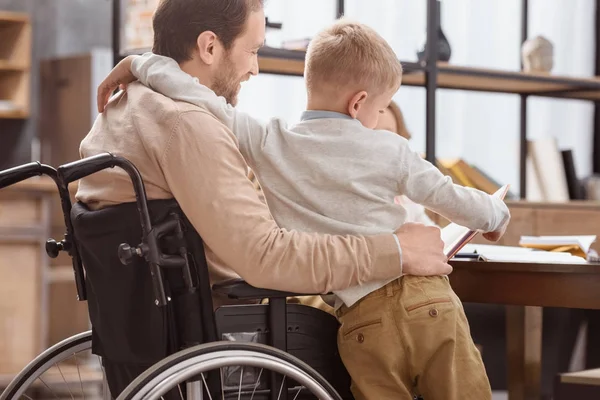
[519,235,596,258]
[455,243,587,263]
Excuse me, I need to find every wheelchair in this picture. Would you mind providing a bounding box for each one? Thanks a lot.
[0,153,354,400]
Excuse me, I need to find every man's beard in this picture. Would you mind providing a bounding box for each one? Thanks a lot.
[212,54,242,106]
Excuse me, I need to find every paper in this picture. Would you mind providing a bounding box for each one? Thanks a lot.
[482,252,587,264]
[519,235,597,257]
[459,243,534,255]
[442,184,510,259]
[456,243,587,264]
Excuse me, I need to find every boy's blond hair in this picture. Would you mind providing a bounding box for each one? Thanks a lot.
[305,20,403,97]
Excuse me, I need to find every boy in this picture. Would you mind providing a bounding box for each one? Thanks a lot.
[104,20,509,400]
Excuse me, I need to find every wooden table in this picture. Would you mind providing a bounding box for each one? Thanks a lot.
[449,259,600,400]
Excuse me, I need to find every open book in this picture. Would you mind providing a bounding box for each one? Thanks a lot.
[441,184,510,260]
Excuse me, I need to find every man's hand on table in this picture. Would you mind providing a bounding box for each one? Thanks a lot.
[395,223,453,276]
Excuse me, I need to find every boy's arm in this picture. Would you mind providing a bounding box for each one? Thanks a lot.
[131,53,269,166]
[397,142,510,234]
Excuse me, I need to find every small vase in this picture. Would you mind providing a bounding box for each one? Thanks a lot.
[417,0,451,63]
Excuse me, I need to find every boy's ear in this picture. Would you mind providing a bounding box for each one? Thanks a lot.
[348,91,368,118]
[196,31,218,65]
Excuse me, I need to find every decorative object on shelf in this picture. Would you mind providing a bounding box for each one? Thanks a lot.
[521,35,553,73]
[265,17,282,30]
[416,0,451,63]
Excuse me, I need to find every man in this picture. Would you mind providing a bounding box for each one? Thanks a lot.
[86,0,451,305]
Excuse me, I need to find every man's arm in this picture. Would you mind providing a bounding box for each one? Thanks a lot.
[397,141,510,234]
[130,53,268,167]
[161,110,449,293]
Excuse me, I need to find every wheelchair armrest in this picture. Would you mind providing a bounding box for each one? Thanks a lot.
[212,279,308,300]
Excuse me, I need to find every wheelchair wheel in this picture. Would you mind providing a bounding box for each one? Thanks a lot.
[0,331,109,400]
[118,341,344,400]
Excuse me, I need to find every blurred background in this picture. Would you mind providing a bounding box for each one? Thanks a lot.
[0,0,599,399]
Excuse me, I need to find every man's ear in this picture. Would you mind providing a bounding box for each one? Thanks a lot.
[196,31,218,65]
[347,91,368,119]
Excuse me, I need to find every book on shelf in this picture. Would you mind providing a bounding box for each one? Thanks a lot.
[526,153,544,202]
[441,184,510,259]
[528,137,570,202]
[434,157,520,198]
[561,149,584,200]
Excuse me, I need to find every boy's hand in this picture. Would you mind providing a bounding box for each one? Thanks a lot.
[97,55,138,113]
[482,221,508,242]
[395,223,453,276]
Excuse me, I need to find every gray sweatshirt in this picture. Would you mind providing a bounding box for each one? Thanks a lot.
[131,53,510,308]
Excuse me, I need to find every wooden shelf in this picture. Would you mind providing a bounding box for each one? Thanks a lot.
[256,47,600,101]
[0,60,26,71]
[403,64,600,100]
[0,11,29,24]
[0,11,30,120]
[119,46,600,100]
[0,109,28,119]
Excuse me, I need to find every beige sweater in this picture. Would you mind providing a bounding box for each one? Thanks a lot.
[75,83,401,300]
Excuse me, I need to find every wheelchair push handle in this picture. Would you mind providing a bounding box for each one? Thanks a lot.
[57,153,117,184]
[0,162,50,189]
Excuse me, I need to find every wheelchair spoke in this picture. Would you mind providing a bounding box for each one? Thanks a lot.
[220,368,225,400]
[237,366,244,400]
[55,362,76,400]
[276,375,286,400]
[73,352,86,400]
[38,376,61,400]
[292,387,303,400]
[200,372,214,400]
[21,392,34,400]
[178,383,184,400]
[249,368,263,400]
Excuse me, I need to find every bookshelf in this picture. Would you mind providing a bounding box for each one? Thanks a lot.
[0,11,31,120]
[112,0,600,198]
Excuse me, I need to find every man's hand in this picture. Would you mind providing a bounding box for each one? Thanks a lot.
[394,223,453,276]
[97,55,138,113]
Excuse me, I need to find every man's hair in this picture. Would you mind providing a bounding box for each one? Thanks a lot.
[152,0,264,63]
[305,20,403,97]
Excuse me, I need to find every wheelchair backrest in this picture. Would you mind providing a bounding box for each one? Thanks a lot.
[71,198,218,365]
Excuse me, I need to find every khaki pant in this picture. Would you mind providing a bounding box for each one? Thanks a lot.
[335,276,491,400]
